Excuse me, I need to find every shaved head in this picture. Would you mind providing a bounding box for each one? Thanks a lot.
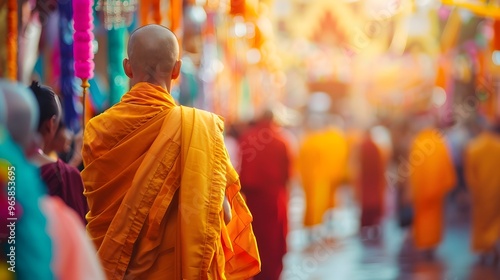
[124,24,182,90]
[0,80,39,149]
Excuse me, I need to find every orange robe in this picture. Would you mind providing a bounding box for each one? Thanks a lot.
[409,128,456,250]
[82,82,260,279]
[464,132,500,253]
[298,128,348,227]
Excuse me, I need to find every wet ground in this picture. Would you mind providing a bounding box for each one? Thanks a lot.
[281,184,500,280]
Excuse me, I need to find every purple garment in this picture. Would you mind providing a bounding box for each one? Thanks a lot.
[40,159,88,223]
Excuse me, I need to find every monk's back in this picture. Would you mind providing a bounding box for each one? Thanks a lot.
[82,83,181,251]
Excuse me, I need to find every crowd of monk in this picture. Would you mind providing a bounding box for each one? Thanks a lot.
[1,24,500,279]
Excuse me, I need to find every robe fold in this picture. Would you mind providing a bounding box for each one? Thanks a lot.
[464,132,500,253]
[41,159,88,223]
[82,82,260,279]
[298,128,348,227]
[409,129,456,250]
[239,121,291,280]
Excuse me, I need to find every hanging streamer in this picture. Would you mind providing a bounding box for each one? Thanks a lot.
[170,0,183,33]
[230,0,245,15]
[140,0,162,26]
[108,28,128,106]
[6,0,17,80]
[73,0,95,130]
[59,0,79,131]
[95,0,137,30]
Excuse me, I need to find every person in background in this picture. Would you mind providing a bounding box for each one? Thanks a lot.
[28,81,88,223]
[409,115,456,259]
[464,117,500,265]
[0,80,52,280]
[46,121,73,158]
[354,129,387,239]
[297,111,349,242]
[0,80,104,280]
[239,109,292,280]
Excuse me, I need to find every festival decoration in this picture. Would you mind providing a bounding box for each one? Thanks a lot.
[59,0,80,131]
[170,0,183,34]
[441,0,500,18]
[139,0,162,25]
[108,28,128,105]
[6,0,17,80]
[95,0,137,30]
[73,0,95,130]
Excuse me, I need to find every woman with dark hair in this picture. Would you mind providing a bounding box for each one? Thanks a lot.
[28,81,88,223]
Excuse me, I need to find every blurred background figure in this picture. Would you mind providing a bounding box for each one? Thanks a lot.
[28,81,88,223]
[354,127,387,240]
[465,117,500,265]
[0,79,53,280]
[297,93,349,243]
[0,79,104,280]
[409,115,457,259]
[45,121,73,158]
[239,108,292,280]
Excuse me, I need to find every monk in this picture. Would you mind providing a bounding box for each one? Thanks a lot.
[355,130,386,230]
[81,24,260,279]
[28,81,88,223]
[409,125,456,257]
[464,120,500,264]
[297,114,348,240]
[0,80,105,280]
[239,110,292,280]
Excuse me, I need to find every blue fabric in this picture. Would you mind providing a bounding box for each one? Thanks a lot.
[0,127,53,279]
[59,0,81,132]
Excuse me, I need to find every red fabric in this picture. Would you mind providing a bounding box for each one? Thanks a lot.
[238,121,291,280]
[40,159,88,224]
[358,136,385,227]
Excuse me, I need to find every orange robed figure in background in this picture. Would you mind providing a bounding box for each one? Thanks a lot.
[465,127,500,261]
[409,128,456,253]
[81,25,260,279]
[298,122,348,231]
[355,131,386,228]
[239,110,292,280]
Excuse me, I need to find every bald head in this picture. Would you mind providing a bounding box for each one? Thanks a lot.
[0,80,39,149]
[124,24,182,90]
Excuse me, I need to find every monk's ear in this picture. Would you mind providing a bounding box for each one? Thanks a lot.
[171,60,182,80]
[123,58,133,78]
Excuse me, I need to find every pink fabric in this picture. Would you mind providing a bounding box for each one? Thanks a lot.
[73,0,94,79]
[41,196,105,280]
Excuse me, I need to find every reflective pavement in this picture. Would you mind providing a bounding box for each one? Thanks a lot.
[281,184,500,280]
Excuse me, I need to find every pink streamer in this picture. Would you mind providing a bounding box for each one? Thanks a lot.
[73,0,94,80]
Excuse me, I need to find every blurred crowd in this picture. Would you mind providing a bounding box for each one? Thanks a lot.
[229,93,500,279]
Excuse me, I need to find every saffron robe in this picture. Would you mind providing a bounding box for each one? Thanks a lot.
[82,82,260,280]
[239,121,291,280]
[356,135,386,227]
[41,159,88,223]
[464,132,500,253]
[409,129,456,249]
[298,128,348,227]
